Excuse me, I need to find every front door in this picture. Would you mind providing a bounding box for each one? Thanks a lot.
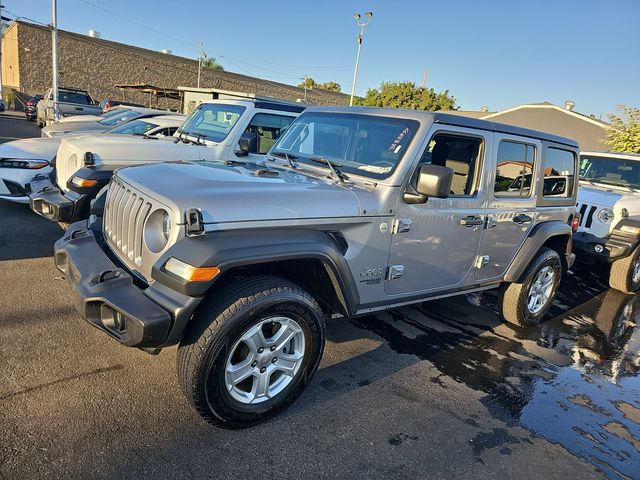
[385,128,489,296]
[475,135,540,281]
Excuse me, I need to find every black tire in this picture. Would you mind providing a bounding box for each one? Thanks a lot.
[609,246,640,294]
[499,247,562,327]
[177,276,326,429]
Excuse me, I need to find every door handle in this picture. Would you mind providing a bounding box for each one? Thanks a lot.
[513,214,533,224]
[460,215,484,227]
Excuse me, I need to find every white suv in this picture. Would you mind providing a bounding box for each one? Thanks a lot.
[575,151,640,292]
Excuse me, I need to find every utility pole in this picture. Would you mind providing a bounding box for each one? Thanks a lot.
[197,41,203,88]
[0,2,4,103]
[349,11,373,107]
[421,66,428,89]
[51,0,59,121]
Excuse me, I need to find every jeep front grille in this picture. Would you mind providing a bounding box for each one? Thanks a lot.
[576,202,597,229]
[103,177,152,268]
[55,141,83,192]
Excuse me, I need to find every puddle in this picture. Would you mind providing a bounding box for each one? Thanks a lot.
[353,270,640,479]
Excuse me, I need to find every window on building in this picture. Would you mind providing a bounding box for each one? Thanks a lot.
[543,148,575,197]
[418,133,483,196]
[245,113,295,154]
[494,141,536,197]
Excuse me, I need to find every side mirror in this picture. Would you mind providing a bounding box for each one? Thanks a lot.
[406,164,454,203]
[235,132,258,157]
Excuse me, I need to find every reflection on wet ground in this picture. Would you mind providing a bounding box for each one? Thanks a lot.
[352,265,640,479]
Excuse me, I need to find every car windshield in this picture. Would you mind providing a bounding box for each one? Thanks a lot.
[178,103,246,143]
[271,112,419,179]
[106,119,157,135]
[59,91,92,105]
[98,109,142,126]
[580,155,640,189]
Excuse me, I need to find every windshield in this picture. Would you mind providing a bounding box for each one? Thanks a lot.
[271,112,419,179]
[580,154,640,189]
[98,109,142,126]
[106,119,157,135]
[178,103,246,143]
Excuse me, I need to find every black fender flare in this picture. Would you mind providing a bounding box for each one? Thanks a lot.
[504,221,572,283]
[151,228,360,316]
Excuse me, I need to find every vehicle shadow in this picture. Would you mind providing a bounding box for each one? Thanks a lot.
[0,201,63,261]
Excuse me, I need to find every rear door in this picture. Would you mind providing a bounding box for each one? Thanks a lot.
[475,135,539,281]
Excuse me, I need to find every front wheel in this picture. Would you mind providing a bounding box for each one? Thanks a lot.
[499,247,562,327]
[609,246,640,294]
[177,276,326,429]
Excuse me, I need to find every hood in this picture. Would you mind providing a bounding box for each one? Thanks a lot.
[57,114,103,123]
[118,161,362,224]
[42,121,107,137]
[62,135,204,165]
[0,137,61,161]
[577,184,626,207]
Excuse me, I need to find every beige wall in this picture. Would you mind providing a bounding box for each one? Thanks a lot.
[8,22,348,109]
[1,22,20,92]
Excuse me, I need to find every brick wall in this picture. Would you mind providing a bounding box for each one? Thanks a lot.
[12,21,349,109]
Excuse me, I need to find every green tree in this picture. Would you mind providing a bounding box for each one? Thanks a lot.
[603,106,640,153]
[356,81,456,111]
[200,53,224,71]
[297,78,341,92]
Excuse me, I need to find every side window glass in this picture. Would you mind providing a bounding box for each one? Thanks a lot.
[543,148,575,197]
[246,113,294,154]
[494,141,536,197]
[418,134,482,196]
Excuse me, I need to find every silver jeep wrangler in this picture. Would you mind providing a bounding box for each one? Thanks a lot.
[54,107,579,428]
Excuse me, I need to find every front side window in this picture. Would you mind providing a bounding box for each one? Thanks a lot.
[580,155,640,190]
[418,133,482,196]
[272,113,418,179]
[494,141,536,197]
[178,103,246,143]
[543,148,575,197]
[107,119,156,135]
[245,113,295,154]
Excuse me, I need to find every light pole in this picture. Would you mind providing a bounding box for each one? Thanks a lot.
[0,2,4,104]
[51,0,59,121]
[349,11,372,106]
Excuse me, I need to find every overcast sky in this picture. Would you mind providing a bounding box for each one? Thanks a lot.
[4,0,639,117]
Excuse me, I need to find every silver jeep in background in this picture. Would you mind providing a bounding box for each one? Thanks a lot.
[54,107,579,428]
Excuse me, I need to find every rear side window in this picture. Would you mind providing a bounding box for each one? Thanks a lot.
[245,113,295,154]
[418,134,483,196]
[494,141,536,197]
[543,148,575,198]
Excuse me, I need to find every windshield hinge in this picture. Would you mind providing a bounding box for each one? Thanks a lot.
[184,208,205,237]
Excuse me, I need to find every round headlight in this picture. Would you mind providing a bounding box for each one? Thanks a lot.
[144,209,172,253]
[597,207,615,224]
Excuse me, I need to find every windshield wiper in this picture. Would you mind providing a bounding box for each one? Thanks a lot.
[593,177,637,191]
[271,150,299,169]
[309,156,348,183]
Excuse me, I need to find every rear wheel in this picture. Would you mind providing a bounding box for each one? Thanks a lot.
[177,276,325,428]
[609,246,640,294]
[499,247,562,327]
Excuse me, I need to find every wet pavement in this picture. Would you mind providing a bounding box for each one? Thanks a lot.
[1,115,639,479]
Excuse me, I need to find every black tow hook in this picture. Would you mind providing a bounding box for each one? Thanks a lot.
[98,270,120,283]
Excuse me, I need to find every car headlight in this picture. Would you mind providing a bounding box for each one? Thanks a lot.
[0,159,49,169]
[144,209,172,253]
[597,207,615,224]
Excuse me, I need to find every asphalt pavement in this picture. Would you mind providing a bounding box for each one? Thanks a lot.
[0,112,638,480]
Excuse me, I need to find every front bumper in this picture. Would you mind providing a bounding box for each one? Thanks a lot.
[573,230,638,263]
[29,177,89,223]
[54,221,201,348]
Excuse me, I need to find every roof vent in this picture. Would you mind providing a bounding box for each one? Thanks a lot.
[564,100,575,111]
[88,30,100,38]
[161,49,172,55]
[480,106,489,112]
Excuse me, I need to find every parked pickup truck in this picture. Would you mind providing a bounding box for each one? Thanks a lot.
[0,115,184,204]
[54,106,579,428]
[30,99,304,223]
[36,87,102,127]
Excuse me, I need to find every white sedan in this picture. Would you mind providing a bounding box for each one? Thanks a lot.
[0,114,185,203]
